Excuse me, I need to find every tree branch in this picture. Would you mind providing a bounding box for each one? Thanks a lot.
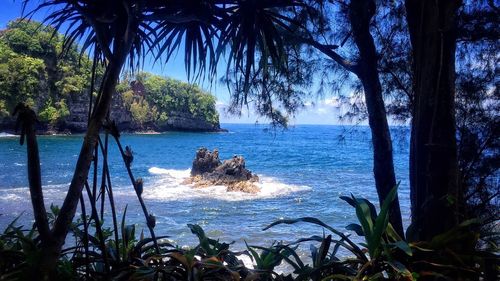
[301,36,359,75]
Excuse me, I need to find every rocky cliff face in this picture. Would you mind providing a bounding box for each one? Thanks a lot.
[1,92,222,134]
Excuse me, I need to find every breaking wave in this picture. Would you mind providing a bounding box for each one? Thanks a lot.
[0,132,16,138]
[144,167,311,201]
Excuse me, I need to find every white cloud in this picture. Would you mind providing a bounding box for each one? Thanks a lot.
[323,97,340,107]
[316,107,329,115]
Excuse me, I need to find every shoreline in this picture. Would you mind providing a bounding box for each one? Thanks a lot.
[0,123,412,137]
[0,127,229,137]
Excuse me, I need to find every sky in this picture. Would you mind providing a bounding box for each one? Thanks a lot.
[0,0,349,125]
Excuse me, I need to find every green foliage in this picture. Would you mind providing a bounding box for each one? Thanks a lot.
[0,19,94,124]
[0,20,219,131]
[38,103,58,124]
[121,90,135,108]
[0,99,9,119]
[117,72,219,127]
[340,186,399,259]
[140,72,219,125]
[38,99,70,124]
[0,49,46,109]
[130,98,152,125]
[0,214,76,280]
[3,189,497,280]
[3,20,54,56]
[264,188,499,281]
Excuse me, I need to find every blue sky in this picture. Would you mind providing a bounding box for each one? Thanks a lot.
[0,0,347,125]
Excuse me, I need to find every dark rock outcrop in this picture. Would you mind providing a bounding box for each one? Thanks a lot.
[156,111,222,132]
[185,148,260,193]
[191,148,222,175]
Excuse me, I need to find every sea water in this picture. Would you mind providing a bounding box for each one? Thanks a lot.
[0,124,411,257]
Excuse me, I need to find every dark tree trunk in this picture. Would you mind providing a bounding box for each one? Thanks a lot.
[39,60,125,276]
[40,11,137,274]
[349,0,404,236]
[405,0,462,241]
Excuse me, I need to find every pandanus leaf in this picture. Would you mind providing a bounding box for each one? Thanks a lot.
[264,217,367,261]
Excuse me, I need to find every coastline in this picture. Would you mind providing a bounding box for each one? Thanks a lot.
[0,127,229,136]
[0,123,411,137]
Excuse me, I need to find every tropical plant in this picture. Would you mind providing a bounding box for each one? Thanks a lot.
[2,187,498,280]
[0,213,76,280]
[264,187,499,280]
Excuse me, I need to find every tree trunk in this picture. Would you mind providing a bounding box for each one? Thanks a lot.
[405,0,461,241]
[22,107,51,245]
[39,59,125,275]
[40,12,137,272]
[349,0,404,236]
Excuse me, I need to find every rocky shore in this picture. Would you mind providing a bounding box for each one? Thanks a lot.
[0,91,224,135]
[183,148,260,193]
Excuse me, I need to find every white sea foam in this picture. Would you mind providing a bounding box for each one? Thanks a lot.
[144,167,311,202]
[148,167,191,180]
[0,193,24,201]
[0,132,16,138]
[0,183,69,204]
[0,168,310,205]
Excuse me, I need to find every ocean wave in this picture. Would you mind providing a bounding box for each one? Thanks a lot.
[0,132,16,138]
[144,167,311,202]
[0,167,311,204]
[149,167,191,180]
[0,183,70,203]
[0,193,24,202]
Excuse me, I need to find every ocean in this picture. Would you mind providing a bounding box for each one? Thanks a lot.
[0,124,411,256]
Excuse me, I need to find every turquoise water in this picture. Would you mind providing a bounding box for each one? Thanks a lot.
[0,124,410,251]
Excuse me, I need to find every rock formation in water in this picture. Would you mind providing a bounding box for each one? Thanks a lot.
[185,148,260,193]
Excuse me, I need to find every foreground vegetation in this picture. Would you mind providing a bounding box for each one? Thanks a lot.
[3,106,498,280]
[0,0,498,280]
[1,185,497,280]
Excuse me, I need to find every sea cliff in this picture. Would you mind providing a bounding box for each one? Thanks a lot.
[1,81,223,134]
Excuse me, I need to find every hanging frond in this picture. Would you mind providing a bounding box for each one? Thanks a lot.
[218,1,303,97]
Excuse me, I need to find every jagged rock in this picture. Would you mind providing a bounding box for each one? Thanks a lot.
[191,148,221,176]
[226,181,260,193]
[186,148,260,193]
